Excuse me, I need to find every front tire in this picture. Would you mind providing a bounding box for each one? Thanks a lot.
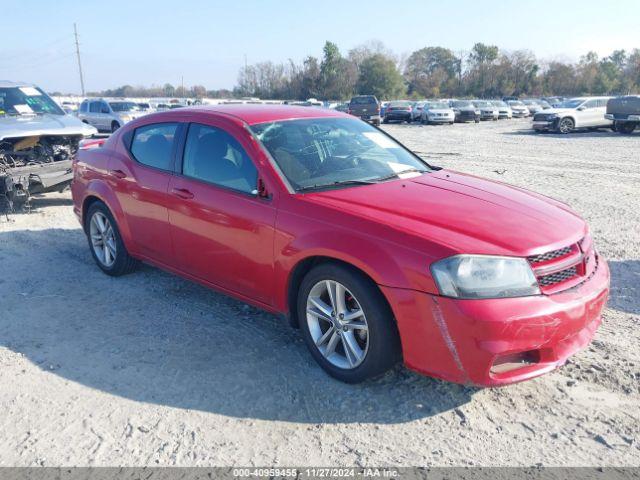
[111,121,120,133]
[557,117,575,134]
[297,263,401,383]
[86,202,138,276]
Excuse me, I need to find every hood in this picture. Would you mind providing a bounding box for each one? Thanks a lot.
[426,108,453,114]
[0,113,97,140]
[304,170,586,257]
[538,107,575,115]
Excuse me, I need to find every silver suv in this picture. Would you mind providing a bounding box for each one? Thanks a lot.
[77,99,146,132]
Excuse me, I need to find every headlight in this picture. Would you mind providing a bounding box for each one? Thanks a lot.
[475,110,480,115]
[430,255,540,299]
[547,114,558,119]
[120,114,132,121]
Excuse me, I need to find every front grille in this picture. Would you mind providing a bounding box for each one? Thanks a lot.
[538,266,578,287]
[533,113,554,122]
[527,246,572,264]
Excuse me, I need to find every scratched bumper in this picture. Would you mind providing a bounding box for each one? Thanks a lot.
[381,258,609,386]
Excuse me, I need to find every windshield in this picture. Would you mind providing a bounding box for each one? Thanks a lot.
[451,101,473,108]
[251,117,430,191]
[109,102,140,112]
[426,102,449,109]
[0,86,64,116]
[522,100,538,105]
[473,101,492,107]
[493,101,508,107]
[557,99,584,109]
[509,101,524,106]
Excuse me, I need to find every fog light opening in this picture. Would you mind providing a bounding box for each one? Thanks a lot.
[490,350,540,375]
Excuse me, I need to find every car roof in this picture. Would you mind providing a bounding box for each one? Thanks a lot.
[0,80,34,88]
[157,104,347,125]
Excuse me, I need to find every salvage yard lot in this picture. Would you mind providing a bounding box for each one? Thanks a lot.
[0,118,638,466]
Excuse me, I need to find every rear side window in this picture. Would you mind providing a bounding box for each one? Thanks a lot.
[89,101,101,113]
[80,101,88,112]
[182,123,258,194]
[130,123,179,171]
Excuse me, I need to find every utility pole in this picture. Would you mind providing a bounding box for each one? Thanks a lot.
[73,23,86,96]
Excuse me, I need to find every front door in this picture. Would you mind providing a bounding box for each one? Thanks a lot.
[167,121,277,305]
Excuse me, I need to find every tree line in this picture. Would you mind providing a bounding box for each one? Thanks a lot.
[82,40,640,101]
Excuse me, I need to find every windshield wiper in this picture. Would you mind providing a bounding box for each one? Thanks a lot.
[374,168,428,183]
[296,179,376,193]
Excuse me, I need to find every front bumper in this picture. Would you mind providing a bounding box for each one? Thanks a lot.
[455,111,479,122]
[381,257,609,386]
[426,115,454,123]
[533,119,559,131]
[512,110,529,117]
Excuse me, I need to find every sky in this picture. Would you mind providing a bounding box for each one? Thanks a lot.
[2,0,639,94]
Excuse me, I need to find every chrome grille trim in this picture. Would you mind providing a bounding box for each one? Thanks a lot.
[528,246,572,264]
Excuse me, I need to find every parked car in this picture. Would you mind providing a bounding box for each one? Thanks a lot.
[532,97,612,134]
[472,100,499,121]
[507,100,530,118]
[383,101,413,123]
[136,102,153,112]
[491,100,513,119]
[411,101,427,122]
[348,95,381,126]
[334,103,350,113]
[522,100,544,115]
[605,95,640,134]
[0,81,97,211]
[449,100,480,123]
[380,101,389,118]
[77,99,147,132]
[535,99,552,110]
[421,101,455,124]
[71,105,610,386]
[542,97,565,108]
[502,96,519,102]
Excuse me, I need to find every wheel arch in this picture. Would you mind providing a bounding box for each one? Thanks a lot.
[285,255,395,329]
[81,181,134,252]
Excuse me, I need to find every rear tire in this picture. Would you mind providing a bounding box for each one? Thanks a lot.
[616,122,636,134]
[297,263,402,383]
[85,201,139,276]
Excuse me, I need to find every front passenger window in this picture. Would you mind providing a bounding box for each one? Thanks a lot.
[182,123,258,194]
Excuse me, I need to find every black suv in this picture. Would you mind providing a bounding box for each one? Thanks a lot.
[348,95,381,126]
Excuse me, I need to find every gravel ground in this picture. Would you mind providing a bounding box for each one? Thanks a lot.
[0,118,638,466]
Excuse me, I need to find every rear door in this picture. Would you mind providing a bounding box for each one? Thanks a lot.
[579,99,600,127]
[167,120,277,305]
[109,121,182,264]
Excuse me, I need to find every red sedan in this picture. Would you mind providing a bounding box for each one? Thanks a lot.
[71,105,610,385]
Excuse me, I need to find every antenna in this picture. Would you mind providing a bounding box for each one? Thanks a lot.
[73,23,86,96]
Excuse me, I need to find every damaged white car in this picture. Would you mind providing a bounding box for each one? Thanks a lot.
[0,81,97,212]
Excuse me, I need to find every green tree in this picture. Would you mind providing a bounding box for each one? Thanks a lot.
[355,54,406,100]
[403,47,459,97]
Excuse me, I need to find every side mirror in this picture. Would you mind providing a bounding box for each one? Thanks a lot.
[577,106,586,111]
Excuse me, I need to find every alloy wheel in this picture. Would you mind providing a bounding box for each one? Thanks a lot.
[306,280,369,369]
[559,118,574,134]
[89,211,117,267]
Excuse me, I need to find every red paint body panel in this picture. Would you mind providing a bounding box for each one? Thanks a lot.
[71,105,610,386]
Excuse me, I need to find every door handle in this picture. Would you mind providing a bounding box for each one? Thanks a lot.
[171,187,194,199]
[109,169,127,179]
